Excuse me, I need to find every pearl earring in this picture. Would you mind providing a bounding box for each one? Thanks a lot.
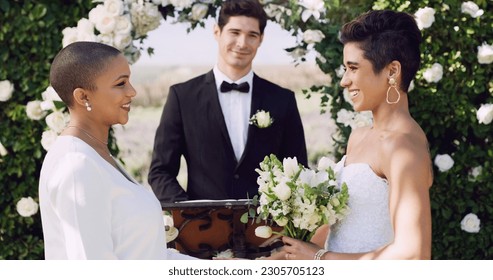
[85,101,92,112]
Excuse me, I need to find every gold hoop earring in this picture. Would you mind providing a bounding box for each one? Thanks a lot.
[85,101,92,112]
[386,78,401,104]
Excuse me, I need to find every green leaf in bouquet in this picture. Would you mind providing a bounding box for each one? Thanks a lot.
[240,212,249,224]
[248,208,256,219]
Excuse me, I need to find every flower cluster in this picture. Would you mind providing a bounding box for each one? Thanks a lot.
[63,0,164,64]
[25,86,70,151]
[245,154,349,241]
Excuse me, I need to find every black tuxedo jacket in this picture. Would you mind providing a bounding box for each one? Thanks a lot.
[149,70,307,203]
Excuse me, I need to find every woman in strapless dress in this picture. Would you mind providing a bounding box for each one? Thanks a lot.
[278,10,433,260]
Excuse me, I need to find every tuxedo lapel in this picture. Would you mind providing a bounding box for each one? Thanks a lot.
[203,71,236,161]
[237,74,263,168]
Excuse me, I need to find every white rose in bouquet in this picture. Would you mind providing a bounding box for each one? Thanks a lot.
[303,29,325,44]
[273,178,291,201]
[26,100,47,120]
[414,7,436,30]
[16,197,39,217]
[283,157,299,177]
[461,1,484,18]
[434,154,454,172]
[477,43,493,64]
[0,80,14,102]
[423,63,443,83]
[460,213,480,233]
[476,103,493,125]
[317,156,336,173]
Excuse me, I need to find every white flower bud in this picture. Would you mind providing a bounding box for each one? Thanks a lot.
[255,226,273,238]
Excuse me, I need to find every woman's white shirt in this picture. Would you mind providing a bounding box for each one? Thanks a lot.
[39,135,193,260]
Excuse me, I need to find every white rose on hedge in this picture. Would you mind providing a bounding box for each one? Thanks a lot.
[0,140,8,157]
[16,197,39,217]
[191,3,208,21]
[477,42,493,64]
[434,154,454,172]
[45,111,68,134]
[26,100,47,120]
[461,1,484,18]
[303,29,325,44]
[460,213,480,233]
[0,80,14,102]
[41,130,58,151]
[476,103,493,125]
[415,7,436,30]
[423,63,443,83]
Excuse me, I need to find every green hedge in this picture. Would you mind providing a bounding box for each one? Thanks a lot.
[0,0,94,259]
[0,0,491,259]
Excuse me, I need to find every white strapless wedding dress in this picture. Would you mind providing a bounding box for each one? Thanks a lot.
[325,156,394,253]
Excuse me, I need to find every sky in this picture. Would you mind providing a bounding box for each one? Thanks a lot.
[133,17,316,67]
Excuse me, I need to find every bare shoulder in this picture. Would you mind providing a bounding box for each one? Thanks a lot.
[382,124,433,188]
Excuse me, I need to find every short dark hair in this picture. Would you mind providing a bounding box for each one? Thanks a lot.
[340,10,422,91]
[218,0,268,34]
[49,41,121,107]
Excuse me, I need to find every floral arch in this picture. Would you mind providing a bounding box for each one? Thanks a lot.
[0,0,492,259]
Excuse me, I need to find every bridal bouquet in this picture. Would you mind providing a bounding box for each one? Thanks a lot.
[243,154,350,242]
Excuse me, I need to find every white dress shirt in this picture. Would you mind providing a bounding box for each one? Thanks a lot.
[39,136,194,260]
[213,66,253,161]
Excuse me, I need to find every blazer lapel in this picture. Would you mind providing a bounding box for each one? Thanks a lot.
[203,71,236,161]
[237,74,263,168]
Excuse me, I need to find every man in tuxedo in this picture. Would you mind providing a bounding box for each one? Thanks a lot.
[149,0,307,203]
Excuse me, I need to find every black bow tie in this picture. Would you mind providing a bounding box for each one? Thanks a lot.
[220,81,250,93]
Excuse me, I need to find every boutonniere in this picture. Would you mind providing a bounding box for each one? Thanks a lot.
[249,110,274,128]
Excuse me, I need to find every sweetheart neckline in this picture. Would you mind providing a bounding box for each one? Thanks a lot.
[340,155,388,183]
